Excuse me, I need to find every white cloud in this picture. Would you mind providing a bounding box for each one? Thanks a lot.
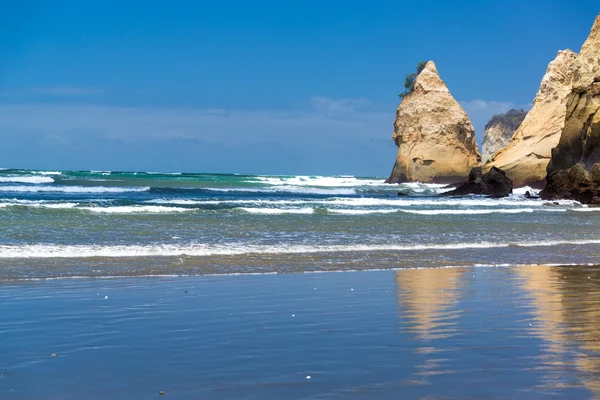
[460,100,516,113]
[310,96,375,115]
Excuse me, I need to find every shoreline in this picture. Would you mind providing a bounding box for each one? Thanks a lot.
[1,261,599,283]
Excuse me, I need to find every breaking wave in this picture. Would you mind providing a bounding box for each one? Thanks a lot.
[2,239,600,258]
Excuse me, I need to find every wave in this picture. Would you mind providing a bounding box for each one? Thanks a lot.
[513,186,541,195]
[0,201,78,209]
[33,171,62,176]
[81,205,190,214]
[236,207,316,215]
[208,186,358,195]
[0,185,150,193]
[328,196,580,207]
[146,196,581,208]
[398,208,564,215]
[0,199,589,215]
[249,175,387,187]
[2,239,600,259]
[0,176,55,184]
[236,207,570,215]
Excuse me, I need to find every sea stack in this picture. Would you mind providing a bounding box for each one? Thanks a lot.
[541,14,600,203]
[385,61,481,184]
[483,50,578,188]
[481,109,527,163]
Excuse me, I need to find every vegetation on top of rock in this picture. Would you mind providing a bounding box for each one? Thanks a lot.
[484,109,527,131]
[398,61,428,99]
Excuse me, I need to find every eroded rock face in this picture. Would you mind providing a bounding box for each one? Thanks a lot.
[541,15,600,204]
[541,83,600,203]
[386,61,480,184]
[481,109,527,163]
[442,167,513,198]
[483,50,578,188]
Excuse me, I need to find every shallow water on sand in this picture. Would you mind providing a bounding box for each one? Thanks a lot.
[2,265,600,399]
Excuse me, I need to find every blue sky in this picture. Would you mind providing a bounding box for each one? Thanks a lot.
[0,1,598,176]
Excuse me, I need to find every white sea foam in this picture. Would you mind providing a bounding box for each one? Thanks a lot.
[234,207,571,216]
[399,208,566,215]
[237,207,315,215]
[0,201,78,209]
[329,197,580,207]
[328,209,398,215]
[146,198,307,206]
[146,196,582,208]
[81,206,190,214]
[513,186,541,195]
[33,171,62,175]
[208,186,357,195]
[2,239,600,258]
[0,185,150,193]
[0,176,55,184]
[251,175,386,187]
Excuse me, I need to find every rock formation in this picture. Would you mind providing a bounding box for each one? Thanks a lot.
[385,61,481,184]
[442,166,513,198]
[483,50,578,188]
[481,109,527,163]
[541,14,600,203]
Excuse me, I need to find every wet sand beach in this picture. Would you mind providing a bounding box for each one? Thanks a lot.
[2,265,600,399]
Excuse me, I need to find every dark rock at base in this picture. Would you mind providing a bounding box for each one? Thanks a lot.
[540,162,600,204]
[442,167,513,198]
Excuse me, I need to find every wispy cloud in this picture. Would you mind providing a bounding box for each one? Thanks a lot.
[0,86,107,97]
[0,96,528,173]
[0,98,395,174]
[460,99,517,113]
[310,96,376,115]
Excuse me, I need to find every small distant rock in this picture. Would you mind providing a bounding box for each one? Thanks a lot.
[481,109,527,163]
[442,167,513,198]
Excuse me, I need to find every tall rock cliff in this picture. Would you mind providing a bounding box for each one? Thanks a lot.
[481,109,527,163]
[386,61,481,184]
[541,14,600,203]
[483,50,578,188]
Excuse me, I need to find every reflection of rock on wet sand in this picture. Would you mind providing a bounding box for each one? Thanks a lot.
[516,265,600,395]
[395,268,467,340]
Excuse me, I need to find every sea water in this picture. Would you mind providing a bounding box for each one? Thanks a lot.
[1,169,600,398]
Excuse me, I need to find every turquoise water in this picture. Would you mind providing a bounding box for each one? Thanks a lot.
[1,168,600,279]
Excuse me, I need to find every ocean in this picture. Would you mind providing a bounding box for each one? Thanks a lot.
[1,168,600,398]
